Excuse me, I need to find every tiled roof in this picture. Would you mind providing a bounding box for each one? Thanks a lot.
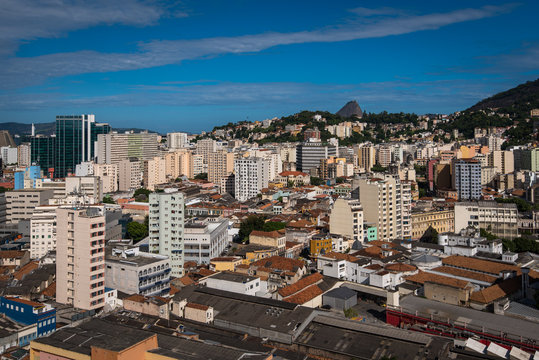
[278,273,323,298]
[0,251,26,259]
[185,302,210,311]
[364,264,383,271]
[431,266,497,284]
[198,269,216,277]
[320,251,362,263]
[405,271,472,289]
[125,294,146,303]
[385,263,417,273]
[442,255,520,276]
[210,257,242,262]
[14,261,39,281]
[251,256,305,272]
[279,171,309,177]
[41,281,56,297]
[470,276,522,304]
[4,297,43,307]
[179,276,195,286]
[250,230,284,239]
[283,285,323,304]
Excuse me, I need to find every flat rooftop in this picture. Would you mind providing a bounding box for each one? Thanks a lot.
[398,295,539,341]
[208,271,258,283]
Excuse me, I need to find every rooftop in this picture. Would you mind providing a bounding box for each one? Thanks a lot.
[442,255,520,276]
[208,271,258,283]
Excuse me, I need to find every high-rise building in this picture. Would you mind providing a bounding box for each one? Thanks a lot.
[452,159,481,200]
[234,157,270,202]
[488,150,514,174]
[56,207,106,310]
[55,115,111,178]
[454,201,518,239]
[376,146,392,167]
[118,158,142,191]
[17,143,31,167]
[358,144,375,172]
[93,163,119,193]
[329,198,364,243]
[183,219,229,265]
[148,192,185,277]
[65,176,102,202]
[208,150,234,185]
[30,135,56,173]
[356,175,411,240]
[195,139,216,164]
[296,139,337,174]
[167,132,189,149]
[248,149,282,181]
[144,157,167,190]
[165,150,194,179]
[1,146,18,165]
[6,189,55,224]
[96,132,160,164]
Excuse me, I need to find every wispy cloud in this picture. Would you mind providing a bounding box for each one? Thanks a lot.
[0,4,515,88]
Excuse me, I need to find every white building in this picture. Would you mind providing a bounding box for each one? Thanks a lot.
[148,191,185,277]
[1,147,18,165]
[183,219,229,265]
[329,198,364,243]
[167,132,189,149]
[454,201,519,240]
[30,206,57,259]
[202,271,264,297]
[17,143,31,167]
[234,157,270,202]
[118,158,142,191]
[93,163,118,193]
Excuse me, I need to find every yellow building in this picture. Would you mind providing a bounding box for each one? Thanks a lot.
[209,256,244,271]
[310,237,333,257]
[411,209,454,240]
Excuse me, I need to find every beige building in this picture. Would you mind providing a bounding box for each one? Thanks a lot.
[454,201,519,239]
[65,176,102,201]
[208,150,234,184]
[195,138,216,164]
[376,146,392,167]
[17,143,31,167]
[276,171,310,186]
[249,230,286,254]
[329,198,364,243]
[411,209,454,240]
[5,189,54,224]
[165,150,195,179]
[357,175,411,240]
[118,158,142,191]
[358,144,375,172]
[93,163,118,193]
[96,132,160,164]
[144,157,167,190]
[56,207,106,310]
[489,150,514,174]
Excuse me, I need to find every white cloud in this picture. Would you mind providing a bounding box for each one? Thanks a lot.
[0,4,515,88]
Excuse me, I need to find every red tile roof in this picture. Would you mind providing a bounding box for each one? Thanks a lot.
[283,285,323,304]
[186,302,210,311]
[385,263,417,273]
[442,255,520,276]
[251,256,305,272]
[250,230,284,239]
[278,273,323,298]
[470,276,522,304]
[405,271,472,289]
[0,251,26,259]
[41,281,56,297]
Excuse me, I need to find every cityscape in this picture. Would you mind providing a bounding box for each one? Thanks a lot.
[0,1,539,360]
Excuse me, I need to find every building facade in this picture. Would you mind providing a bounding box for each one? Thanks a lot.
[234,157,270,202]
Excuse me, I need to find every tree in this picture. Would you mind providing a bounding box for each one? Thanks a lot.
[336,177,345,184]
[310,177,324,186]
[263,221,286,232]
[238,215,266,243]
[134,188,151,202]
[371,164,387,172]
[126,221,148,242]
[343,308,358,319]
[194,173,208,180]
[102,195,115,204]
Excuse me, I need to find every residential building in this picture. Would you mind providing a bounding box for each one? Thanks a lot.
[167,132,189,149]
[118,157,142,191]
[65,176,102,201]
[310,236,333,257]
[438,229,503,255]
[148,192,185,277]
[30,206,57,259]
[202,271,263,297]
[356,175,411,241]
[454,201,519,239]
[17,143,31,167]
[276,171,310,186]
[329,198,364,242]
[358,144,376,172]
[56,207,106,310]
[234,157,270,201]
[183,218,229,265]
[0,297,56,340]
[249,230,286,254]
[96,132,160,164]
[296,138,337,174]
[5,189,54,224]
[489,150,514,174]
[165,150,194,179]
[14,165,41,190]
[452,159,481,200]
[105,245,171,297]
[208,150,234,185]
[55,114,111,178]
[195,138,216,163]
[144,157,167,191]
[411,208,454,240]
[0,147,17,165]
[376,146,392,167]
[93,163,118,193]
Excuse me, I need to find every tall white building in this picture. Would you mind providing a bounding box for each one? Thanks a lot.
[30,205,57,259]
[184,219,229,265]
[144,157,167,191]
[149,191,185,277]
[93,163,118,193]
[17,143,31,167]
[234,157,270,202]
[329,198,364,243]
[118,158,142,191]
[167,132,189,149]
[1,147,18,165]
[96,132,160,164]
[195,139,216,164]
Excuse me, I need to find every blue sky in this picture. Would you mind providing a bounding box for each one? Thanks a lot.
[0,0,538,133]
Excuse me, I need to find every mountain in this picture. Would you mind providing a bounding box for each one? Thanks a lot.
[336,100,363,118]
[467,78,539,112]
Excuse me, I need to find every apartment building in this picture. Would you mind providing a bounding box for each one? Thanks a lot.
[148,192,185,277]
[356,175,411,240]
[357,144,375,172]
[5,189,54,224]
[144,157,167,191]
[195,138,216,163]
[488,150,514,174]
[56,207,106,310]
[105,245,171,297]
[296,138,337,174]
[165,150,194,179]
[454,201,519,239]
[30,206,57,259]
[208,150,234,185]
[376,146,392,167]
[234,157,270,202]
[167,132,189,149]
[65,176,102,201]
[93,163,118,193]
[183,219,229,265]
[452,159,481,200]
[118,157,142,192]
[329,198,364,242]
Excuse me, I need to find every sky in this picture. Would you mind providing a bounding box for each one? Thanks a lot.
[0,0,538,133]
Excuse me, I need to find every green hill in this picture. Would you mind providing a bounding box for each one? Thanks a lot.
[468,79,539,112]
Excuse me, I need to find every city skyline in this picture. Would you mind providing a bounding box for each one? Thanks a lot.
[0,0,538,132]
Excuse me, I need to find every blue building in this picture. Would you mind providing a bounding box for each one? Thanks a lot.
[0,296,56,345]
[13,165,42,190]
